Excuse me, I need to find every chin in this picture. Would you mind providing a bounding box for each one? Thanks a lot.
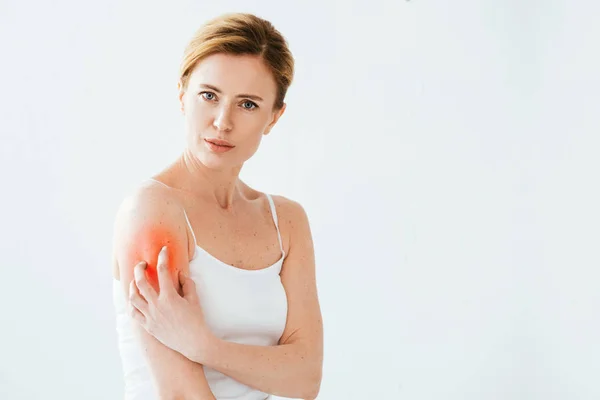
[195,150,239,171]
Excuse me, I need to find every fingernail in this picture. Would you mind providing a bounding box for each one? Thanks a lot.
[141,261,147,269]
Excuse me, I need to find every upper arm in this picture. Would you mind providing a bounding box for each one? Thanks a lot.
[112,187,213,397]
[113,187,190,294]
[276,198,324,375]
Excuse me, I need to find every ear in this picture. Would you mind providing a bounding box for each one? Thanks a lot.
[263,103,287,136]
[177,80,185,114]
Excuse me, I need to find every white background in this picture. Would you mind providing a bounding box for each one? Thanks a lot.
[1,1,599,399]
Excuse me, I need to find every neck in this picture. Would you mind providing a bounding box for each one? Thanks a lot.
[177,150,243,211]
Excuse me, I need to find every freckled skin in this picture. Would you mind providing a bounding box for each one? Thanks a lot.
[124,224,187,294]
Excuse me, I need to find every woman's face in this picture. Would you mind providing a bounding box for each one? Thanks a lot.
[179,53,286,170]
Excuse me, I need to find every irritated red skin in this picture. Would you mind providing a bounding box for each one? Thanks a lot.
[123,224,187,294]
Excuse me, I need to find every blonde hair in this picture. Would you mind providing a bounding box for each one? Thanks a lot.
[179,13,294,110]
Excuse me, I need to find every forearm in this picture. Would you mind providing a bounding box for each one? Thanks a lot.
[132,324,216,400]
[183,365,216,400]
[151,361,216,399]
[160,384,215,400]
[191,338,319,399]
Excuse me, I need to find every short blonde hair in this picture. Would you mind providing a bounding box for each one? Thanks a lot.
[179,13,295,110]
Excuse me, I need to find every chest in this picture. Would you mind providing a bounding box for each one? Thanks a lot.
[185,199,286,271]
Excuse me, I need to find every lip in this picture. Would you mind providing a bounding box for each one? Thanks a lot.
[205,138,234,147]
[204,139,235,153]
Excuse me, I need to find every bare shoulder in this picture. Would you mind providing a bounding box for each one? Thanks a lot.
[113,183,180,243]
[267,195,313,259]
[112,180,194,281]
[117,180,180,213]
[268,195,310,224]
[268,193,310,225]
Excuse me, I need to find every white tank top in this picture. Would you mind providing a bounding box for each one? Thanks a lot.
[112,182,288,399]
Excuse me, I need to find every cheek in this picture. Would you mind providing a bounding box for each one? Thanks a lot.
[238,133,264,159]
[185,105,205,129]
[239,114,269,138]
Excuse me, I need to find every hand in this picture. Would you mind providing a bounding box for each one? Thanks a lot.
[129,246,214,362]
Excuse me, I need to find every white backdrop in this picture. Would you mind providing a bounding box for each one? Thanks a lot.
[1,1,599,399]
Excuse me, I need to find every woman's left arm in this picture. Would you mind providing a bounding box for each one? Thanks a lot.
[192,199,323,399]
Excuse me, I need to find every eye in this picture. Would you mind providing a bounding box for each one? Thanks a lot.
[242,100,258,110]
[200,91,216,101]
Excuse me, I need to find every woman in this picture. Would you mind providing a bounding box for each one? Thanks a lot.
[111,13,323,400]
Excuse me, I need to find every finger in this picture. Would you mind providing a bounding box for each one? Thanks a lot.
[178,269,186,288]
[157,246,175,297]
[176,269,186,297]
[129,282,146,324]
[180,270,198,303]
[129,279,149,316]
[134,261,158,303]
[129,298,146,323]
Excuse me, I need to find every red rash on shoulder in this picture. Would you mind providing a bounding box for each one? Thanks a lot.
[124,224,187,294]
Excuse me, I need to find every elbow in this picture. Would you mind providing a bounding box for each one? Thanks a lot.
[302,384,321,400]
[300,366,322,400]
[303,385,320,400]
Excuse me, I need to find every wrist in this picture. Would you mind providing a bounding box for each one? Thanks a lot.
[204,332,221,367]
[192,331,219,365]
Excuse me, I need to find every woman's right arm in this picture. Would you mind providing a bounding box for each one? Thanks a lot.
[113,186,216,400]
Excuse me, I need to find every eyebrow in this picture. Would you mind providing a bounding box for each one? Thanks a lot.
[198,84,264,102]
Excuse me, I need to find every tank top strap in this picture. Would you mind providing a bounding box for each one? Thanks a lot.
[182,208,198,248]
[146,178,197,257]
[265,193,285,258]
[147,177,169,187]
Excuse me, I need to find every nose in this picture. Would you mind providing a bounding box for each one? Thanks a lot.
[213,105,233,132]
